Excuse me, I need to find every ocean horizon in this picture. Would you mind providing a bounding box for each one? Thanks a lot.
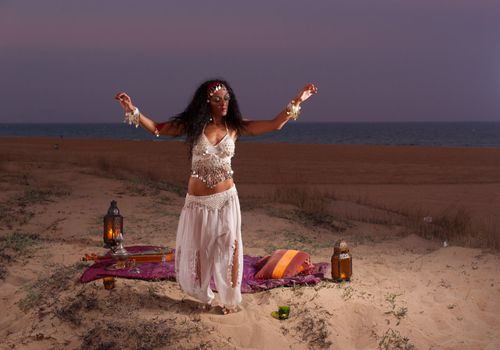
[1,122,499,148]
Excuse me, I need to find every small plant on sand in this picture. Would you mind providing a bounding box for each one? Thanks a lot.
[378,328,415,350]
[384,293,407,325]
[314,281,335,291]
[18,262,88,312]
[17,188,71,205]
[291,282,307,297]
[0,232,41,253]
[293,308,333,349]
[0,202,34,228]
[0,232,42,279]
[342,285,354,300]
[54,289,99,326]
[438,279,451,289]
[147,285,163,299]
[385,293,400,305]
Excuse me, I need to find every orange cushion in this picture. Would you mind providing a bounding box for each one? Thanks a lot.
[255,249,313,279]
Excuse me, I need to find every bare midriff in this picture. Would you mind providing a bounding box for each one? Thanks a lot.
[187,177,235,196]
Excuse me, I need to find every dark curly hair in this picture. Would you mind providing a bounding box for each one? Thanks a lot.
[171,79,246,158]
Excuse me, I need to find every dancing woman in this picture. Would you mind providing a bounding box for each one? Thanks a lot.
[115,80,317,313]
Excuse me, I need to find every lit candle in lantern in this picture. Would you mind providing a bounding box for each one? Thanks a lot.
[103,200,128,258]
[103,200,123,249]
[331,239,352,282]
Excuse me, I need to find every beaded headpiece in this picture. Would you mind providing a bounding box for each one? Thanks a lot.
[207,81,227,97]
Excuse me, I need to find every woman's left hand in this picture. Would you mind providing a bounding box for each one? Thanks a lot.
[295,83,318,104]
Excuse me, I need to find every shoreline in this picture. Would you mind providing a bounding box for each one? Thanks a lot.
[2,134,500,149]
[3,134,500,147]
[2,119,500,148]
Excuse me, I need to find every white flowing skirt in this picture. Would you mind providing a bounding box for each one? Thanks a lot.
[175,186,243,308]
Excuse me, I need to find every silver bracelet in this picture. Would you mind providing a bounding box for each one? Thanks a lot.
[124,107,140,128]
[286,100,301,120]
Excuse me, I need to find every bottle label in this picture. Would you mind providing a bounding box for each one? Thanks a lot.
[339,253,350,259]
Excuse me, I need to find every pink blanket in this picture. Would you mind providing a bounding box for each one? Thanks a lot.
[80,246,329,293]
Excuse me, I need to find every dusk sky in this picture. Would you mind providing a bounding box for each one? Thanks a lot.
[1,0,500,123]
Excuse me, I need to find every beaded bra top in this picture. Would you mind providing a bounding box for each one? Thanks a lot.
[191,125,235,188]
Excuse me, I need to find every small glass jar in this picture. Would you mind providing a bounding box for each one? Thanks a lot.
[103,276,115,290]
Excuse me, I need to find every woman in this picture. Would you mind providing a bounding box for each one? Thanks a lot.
[115,80,317,313]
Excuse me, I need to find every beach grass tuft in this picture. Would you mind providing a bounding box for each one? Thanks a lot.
[54,289,99,326]
[268,185,346,232]
[405,207,498,250]
[342,285,354,300]
[272,185,333,215]
[293,309,333,349]
[0,187,70,229]
[17,188,71,205]
[0,232,41,253]
[311,190,498,251]
[81,318,216,350]
[17,262,88,312]
[0,232,42,280]
[378,328,415,350]
[384,293,407,325]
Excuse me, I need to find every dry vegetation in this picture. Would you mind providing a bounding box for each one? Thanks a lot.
[267,184,499,251]
[378,328,416,350]
[403,207,498,249]
[0,232,42,280]
[15,262,222,349]
[0,186,71,229]
[18,262,88,312]
[268,185,348,233]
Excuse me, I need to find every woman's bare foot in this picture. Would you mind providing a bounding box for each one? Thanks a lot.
[198,303,212,311]
[221,306,238,315]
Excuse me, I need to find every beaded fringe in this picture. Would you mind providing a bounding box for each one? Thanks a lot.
[184,186,237,210]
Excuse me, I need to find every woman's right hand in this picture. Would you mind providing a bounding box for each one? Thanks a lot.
[115,92,135,113]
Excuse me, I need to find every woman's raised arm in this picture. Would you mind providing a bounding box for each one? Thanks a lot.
[115,92,184,137]
[241,83,317,136]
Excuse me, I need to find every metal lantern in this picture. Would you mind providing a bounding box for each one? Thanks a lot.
[331,239,352,281]
[103,200,128,258]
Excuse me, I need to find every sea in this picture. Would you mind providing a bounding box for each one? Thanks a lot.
[1,122,499,148]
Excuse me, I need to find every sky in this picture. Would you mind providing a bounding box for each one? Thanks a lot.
[1,0,500,123]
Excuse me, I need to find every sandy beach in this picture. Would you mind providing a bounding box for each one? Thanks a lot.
[1,137,499,350]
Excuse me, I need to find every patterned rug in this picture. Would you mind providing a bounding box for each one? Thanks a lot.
[80,246,329,293]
